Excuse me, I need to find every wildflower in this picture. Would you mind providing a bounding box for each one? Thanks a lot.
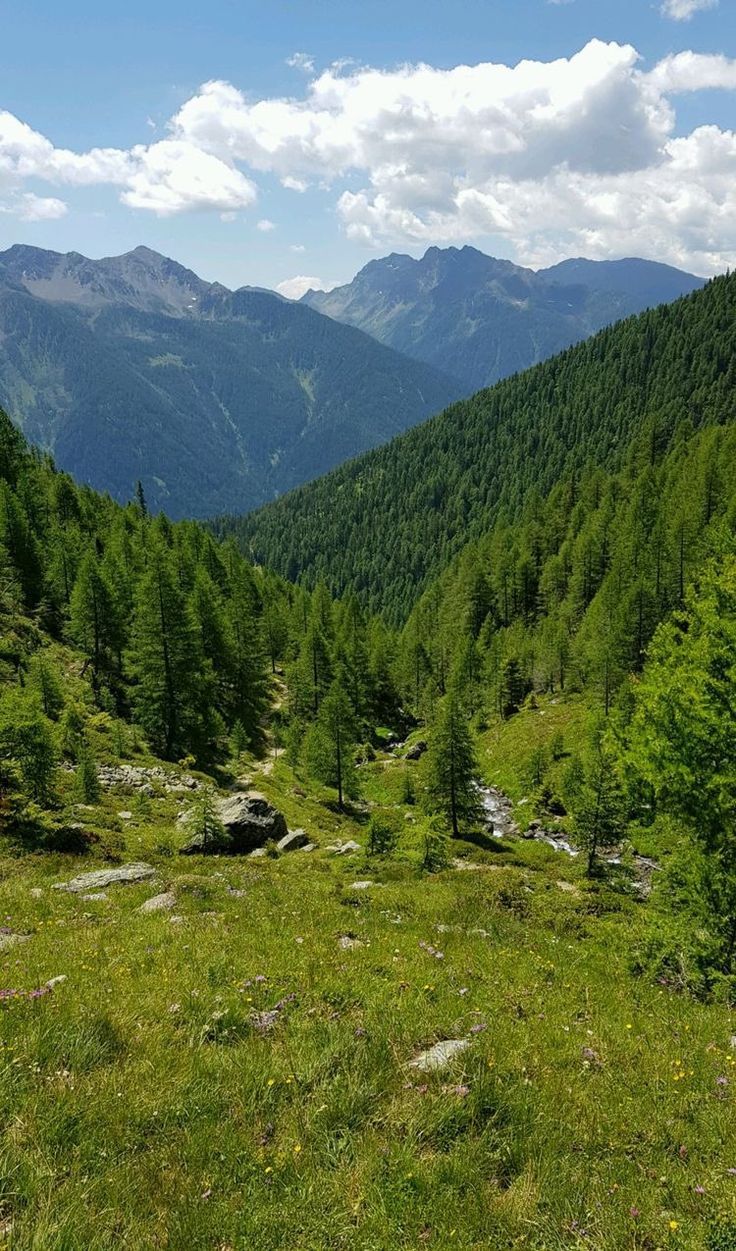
[469,1022,487,1035]
[630,1207,640,1219]
[669,1220,679,1230]
[694,1185,705,1195]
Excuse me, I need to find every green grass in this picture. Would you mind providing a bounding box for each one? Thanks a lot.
[2,716,736,1249]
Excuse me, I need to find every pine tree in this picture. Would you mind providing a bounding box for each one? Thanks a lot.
[129,545,209,759]
[27,653,64,721]
[500,656,526,718]
[0,692,57,805]
[290,620,332,718]
[75,747,101,803]
[568,731,625,877]
[135,480,148,517]
[58,703,85,761]
[425,685,481,837]
[303,677,359,809]
[0,481,43,608]
[186,787,227,852]
[69,549,122,694]
[627,554,736,969]
[225,583,269,748]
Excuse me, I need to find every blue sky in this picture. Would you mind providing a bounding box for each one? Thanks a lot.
[0,0,734,291]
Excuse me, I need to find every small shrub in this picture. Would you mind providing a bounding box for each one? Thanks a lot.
[422,816,450,873]
[368,814,400,858]
[185,786,227,852]
[231,719,249,755]
[550,731,566,761]
[75,747,101,802]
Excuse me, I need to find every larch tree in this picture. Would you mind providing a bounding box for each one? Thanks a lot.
[69,549,122,695]
[129,545,209,759]
[425,684,481,837]
[627,554,736,970]
[304,676,359,809]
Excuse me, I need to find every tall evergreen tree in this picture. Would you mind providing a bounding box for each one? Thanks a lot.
[225,582,269,748]
[69,549,122,696]
[0,481,43,608]
[425,685,481,837]
[129,545,209,759]
[304,676,359,809]
[627,554,736,969]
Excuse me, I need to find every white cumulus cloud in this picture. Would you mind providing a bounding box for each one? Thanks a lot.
[276,275,331,299]
[286,52,315,73]
[0,41,735,271]
[256,218,276,231]
[17,192,68,220]
[661,0,717,20]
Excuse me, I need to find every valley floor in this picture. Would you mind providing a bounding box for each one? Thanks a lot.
[2,710,736,1251]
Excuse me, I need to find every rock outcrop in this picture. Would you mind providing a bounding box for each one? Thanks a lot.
[180,792,287,855]
[53,863,156,893]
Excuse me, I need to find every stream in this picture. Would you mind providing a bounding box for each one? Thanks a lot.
[477,784,659,890]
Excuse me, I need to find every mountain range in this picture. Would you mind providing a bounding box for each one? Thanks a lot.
[0,244,457,518]
[0,242,704,519]
[302,247,705,394]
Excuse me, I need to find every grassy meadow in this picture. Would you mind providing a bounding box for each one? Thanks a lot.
[1,702,736,1251]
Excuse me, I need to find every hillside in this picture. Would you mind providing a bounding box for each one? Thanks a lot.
[4,364,736,1247]
[0,245,458,518]
[1,238,736,1251]
[302,246,704,394]
[232,273,736,622]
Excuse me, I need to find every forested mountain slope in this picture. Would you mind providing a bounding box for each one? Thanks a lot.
[231,273,736,622]
[0,245,458,519]
[302,246,704,394]
[398,421,736,724]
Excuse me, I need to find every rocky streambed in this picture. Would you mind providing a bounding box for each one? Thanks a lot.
[477,785,659,894]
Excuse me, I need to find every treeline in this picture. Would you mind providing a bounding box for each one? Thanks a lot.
[396,420,736,722]
[223,272,736,623]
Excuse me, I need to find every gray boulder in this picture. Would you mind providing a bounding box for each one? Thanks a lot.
[276,829,310,853]
[53,863,156,893]
[180,792,287,855]
[139,891,176,913]
[405,740,427,761]
[409,1039,470,1072]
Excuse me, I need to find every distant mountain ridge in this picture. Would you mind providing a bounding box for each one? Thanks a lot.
[302,246,705,393]
[0,244,458,518]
